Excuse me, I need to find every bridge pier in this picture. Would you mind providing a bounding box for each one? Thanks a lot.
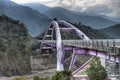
[69,49,76,70]
[100,58,106,67]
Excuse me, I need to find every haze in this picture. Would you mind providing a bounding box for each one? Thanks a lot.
[11,0,120,18]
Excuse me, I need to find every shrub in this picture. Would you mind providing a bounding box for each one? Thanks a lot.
[12,76,27,80]
[51,70,71,80]
[33,70,71,80]
[34,76,40,80]
[86,57,107,80]
[33,76,49,80]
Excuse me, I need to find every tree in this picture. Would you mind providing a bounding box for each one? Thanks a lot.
[53,17,58,21]
[78,22,81,25]
[86,57,107,80]
[51,70,71,80]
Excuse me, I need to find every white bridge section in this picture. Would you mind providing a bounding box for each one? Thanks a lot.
[51,21,64,71]
[49,20,91,71]
[42,20,120,71]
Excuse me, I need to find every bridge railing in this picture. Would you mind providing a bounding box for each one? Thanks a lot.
[63,40,120,55]
[40,39,120,55]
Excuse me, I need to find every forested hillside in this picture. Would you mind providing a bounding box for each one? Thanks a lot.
[72,23,111,39]
[0,15,31,76]
[100,24,120,39]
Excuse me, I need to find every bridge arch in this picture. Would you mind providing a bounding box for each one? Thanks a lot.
[40,20,120,76]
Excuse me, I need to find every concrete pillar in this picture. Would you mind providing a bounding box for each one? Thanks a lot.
[100,58,106,68]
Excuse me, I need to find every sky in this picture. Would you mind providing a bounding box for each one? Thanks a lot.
[10,0,120,18]
[11,0,51,3]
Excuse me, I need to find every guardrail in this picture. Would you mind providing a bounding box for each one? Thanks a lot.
[40,39,120,55]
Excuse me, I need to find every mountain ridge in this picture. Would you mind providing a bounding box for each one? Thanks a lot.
[0,0,51,36]
[100,24,120,39]
[24,3,118,29]
[23,3,50,13]
[45,7,118,29]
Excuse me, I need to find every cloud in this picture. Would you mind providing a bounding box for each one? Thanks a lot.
[106,0,120,17]
[11,0,52,4]
[11,0,120,18]
[45,0,120,18]
[82,4,112,14]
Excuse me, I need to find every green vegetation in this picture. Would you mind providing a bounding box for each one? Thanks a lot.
[12,76,27,80]
[79,71,86,75]
[51,70,71,80]
[53,17,58,21]
[31,42,41,51]
[0,15,31,76]
[34,76,50,80]
[59,24,80,40]
[71,22,111,39]
[100,24,120,39]
[33,70,71,80]
[61,31,80,39]
[86,57,107,80]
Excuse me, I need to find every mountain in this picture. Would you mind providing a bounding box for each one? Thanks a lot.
[45,7,118,29]
[24,3,118,29]
[0,0,51,36]
[116,18,120,23]
[100,15,120,23]
[100,24,120,39]
[23,3,50,14]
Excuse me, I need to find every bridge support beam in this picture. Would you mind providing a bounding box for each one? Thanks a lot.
[72,57,94,75]
[69,49,76,70]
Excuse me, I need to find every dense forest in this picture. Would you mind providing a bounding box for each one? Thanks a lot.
[0,15,31,76]
[100,24,120,39]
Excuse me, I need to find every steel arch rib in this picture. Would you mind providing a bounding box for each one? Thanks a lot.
[58,20,90,40]
[51,21,64,71]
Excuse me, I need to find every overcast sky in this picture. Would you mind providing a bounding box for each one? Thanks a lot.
[11,0,51,3]
[11,0,120,18]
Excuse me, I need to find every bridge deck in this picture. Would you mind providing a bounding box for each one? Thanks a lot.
[40,40,120,55]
